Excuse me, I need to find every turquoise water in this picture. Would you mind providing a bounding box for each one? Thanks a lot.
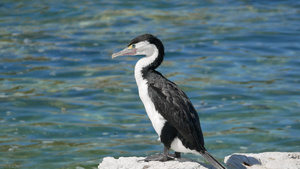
[1,0,300,168]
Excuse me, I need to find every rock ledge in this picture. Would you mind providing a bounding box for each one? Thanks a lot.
[224,152,300,169]
[99,152,300,169]
[99,156,212,169]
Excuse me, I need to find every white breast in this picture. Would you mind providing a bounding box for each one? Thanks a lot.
[134,47,166,137]
[136,78,166,137]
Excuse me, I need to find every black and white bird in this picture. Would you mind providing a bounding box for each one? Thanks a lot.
[112,34,226,169]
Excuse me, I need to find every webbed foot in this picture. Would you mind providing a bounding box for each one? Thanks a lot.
[141,146,181,162]
[143,153,174,162]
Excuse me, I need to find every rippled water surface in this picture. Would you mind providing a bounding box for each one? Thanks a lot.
[1,0,300,168]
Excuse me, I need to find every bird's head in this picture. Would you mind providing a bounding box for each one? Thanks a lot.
[112,34,164,60]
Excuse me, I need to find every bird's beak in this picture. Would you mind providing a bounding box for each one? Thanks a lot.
[112,46,136,59]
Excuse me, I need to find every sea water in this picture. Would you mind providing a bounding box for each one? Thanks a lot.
[0,0,299,168]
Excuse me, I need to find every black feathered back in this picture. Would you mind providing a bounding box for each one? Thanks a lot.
[146,70,205,152]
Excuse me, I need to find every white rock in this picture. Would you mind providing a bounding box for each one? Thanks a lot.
[98,156,213,169]
[224,152,300,169]
[99,152,300,169]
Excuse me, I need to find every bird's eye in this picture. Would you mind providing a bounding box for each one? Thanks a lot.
[132,44,136,48]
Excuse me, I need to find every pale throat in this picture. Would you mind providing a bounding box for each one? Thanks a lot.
[133,46,165,136]
[134,46,158,85]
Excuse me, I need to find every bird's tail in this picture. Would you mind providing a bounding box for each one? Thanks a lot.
[200,150,226,169]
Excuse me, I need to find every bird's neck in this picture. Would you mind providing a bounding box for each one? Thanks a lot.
[134,47,163,83]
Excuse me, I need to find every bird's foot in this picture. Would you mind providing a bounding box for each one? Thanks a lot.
[169,152,181,159]
[143,153,175,162]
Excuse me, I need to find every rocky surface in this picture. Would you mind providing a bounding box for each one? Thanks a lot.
[99,152,300,169]
[224,152,300,169]
[98,156,213,169]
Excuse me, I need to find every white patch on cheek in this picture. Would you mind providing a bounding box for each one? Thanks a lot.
[134,41,154,56]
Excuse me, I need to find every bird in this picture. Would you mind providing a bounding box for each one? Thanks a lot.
[112,34,226,169]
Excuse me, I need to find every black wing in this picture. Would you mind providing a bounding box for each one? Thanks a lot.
[147,71,205,152]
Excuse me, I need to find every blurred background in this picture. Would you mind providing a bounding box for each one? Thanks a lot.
[0,0,299,168]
